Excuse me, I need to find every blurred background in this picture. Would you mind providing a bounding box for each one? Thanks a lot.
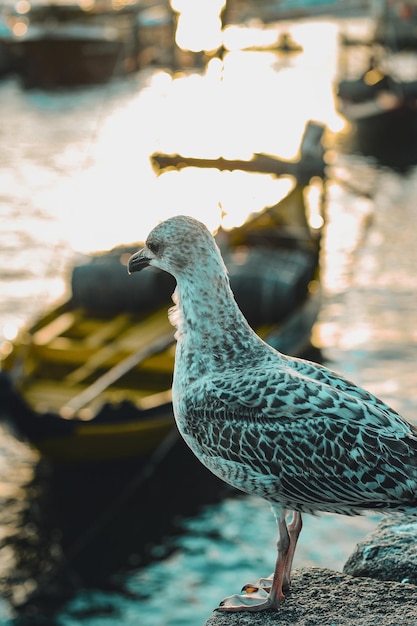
[0,0,416,624]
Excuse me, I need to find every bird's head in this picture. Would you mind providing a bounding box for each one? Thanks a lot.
[128,215,225,280]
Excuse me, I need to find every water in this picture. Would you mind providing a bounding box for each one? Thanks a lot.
[0,14,416,626]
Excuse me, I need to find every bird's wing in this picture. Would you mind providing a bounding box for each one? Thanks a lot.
[202,360,411,430]
[281,352,405,424]
[178,364,417,512]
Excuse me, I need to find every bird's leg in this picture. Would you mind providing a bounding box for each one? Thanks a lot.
[265,514,291,605]
[216,509,290,612]
[282,511,302,591]
[240,510,302,594]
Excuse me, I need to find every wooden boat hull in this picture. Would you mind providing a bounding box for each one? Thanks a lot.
[0,288,321,463]
[35,411,174,463]
[0,184,323,463]
[12,37,131,88]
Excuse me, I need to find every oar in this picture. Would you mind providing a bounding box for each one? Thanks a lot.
[151,121,325,183]
[60,330,175,419]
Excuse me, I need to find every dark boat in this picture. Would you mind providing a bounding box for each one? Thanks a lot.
[337,62,417,121]
[336,0,417,167]
[6,1,174,88]
[373,0,417,51]
[336,53,417,167]
[0,182,324,464]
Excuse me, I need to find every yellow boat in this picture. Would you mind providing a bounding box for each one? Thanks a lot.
[0,183,323,463]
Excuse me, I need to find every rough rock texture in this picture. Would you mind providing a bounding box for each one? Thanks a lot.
[204,567,417,626]
[205,516,417,625]
[344,514,417,584]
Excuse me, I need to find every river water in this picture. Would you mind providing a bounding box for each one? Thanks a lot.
[0,14,416,626]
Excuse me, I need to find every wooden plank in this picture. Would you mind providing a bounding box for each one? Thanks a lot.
[134,347,175,373]
[64,308,172,386]
[61,329,175,418]
[25,381,87,412]
[28,309,171,371]
[25,379,162,416]
[31,341,98,366]
[83,313,131,348]
[32,311,79,346]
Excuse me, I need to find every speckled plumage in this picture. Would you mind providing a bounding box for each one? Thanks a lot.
[128,215,417,611]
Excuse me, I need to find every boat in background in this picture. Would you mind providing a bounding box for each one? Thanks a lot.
[373,0,417,51]
[337,57,417,119]
[5,0,174,88]
[223,0,368,24]
[336,0,417,167]
[336,45,417,167]
[0,181,324,464]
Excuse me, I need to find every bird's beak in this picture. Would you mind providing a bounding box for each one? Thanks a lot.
[128,248,151,274]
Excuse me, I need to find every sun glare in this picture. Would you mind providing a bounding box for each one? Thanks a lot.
[21,16,345,255]
[170,0,226,52]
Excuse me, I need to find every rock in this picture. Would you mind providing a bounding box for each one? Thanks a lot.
[204,567,417,626]
[344,514,417,585]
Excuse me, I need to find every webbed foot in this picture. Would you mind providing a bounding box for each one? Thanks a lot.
[216,575,282,612]
[241,574,273,594]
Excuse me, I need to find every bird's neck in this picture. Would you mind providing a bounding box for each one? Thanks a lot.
[169,270,267,374]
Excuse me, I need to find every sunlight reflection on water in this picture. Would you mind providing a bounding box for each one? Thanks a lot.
[0,17,347,337]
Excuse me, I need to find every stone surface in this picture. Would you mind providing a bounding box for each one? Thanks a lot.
[344,514,417,585]
[204,567,417,626]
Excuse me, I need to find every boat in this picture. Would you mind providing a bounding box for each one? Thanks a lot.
[6,1,174,88]
[336,50,417,167]
[238,32,303,54]
[336,0,417,166]
[152,120,326,185]
[223,0,367,24]
[373,0,417,51]
[339,1,417,49]
[337,60,417,120]
[0,181,324,464]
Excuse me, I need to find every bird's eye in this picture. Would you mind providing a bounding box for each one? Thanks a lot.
[147,241,159,254]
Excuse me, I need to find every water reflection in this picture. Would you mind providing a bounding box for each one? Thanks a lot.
[0,15,347,331]
[1,435,229,624]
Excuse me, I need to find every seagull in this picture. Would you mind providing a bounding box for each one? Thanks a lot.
[128,215,417,612]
